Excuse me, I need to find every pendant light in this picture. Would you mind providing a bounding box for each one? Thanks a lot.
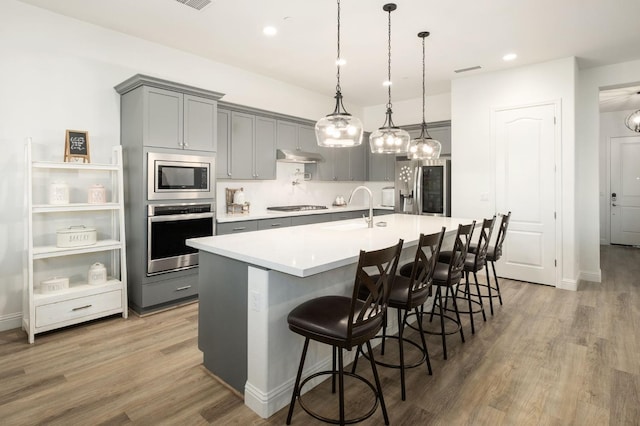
[625,98,640,132]
[315,0,364,147]
[407,32,442,160]
[369,3,410,154]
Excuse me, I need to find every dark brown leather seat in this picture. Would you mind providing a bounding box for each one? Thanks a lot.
[468,211,511,315]
[352,228,445,401]
[439,216,495,334]
[286,240,403,426]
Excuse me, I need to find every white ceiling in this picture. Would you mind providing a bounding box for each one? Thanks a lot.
[17,0,640,109]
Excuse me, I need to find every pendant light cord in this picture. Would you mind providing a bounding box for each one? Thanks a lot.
[386,7,392,111]
[336,0,341,94]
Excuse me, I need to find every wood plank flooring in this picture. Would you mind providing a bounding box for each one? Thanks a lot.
[1,244,639,425]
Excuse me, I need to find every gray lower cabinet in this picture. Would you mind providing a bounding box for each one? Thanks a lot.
[331,210,367,221]
[217,109,276,180]
[217,220,258,235]
[291,215,328,226]
[258,217,292,230]
[141,273,199,307]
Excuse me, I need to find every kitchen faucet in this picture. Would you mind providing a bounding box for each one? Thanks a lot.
[348,185,374,228]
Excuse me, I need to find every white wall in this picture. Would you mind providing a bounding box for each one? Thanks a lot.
[598,109,640,244]
[363,92,452,130]
[579,60,640,280]
[0,0,351,331]
[450,57,579,288]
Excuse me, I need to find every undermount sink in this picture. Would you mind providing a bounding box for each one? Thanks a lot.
[322,222,370,231]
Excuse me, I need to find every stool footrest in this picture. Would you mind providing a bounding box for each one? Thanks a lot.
[359,335,427,370]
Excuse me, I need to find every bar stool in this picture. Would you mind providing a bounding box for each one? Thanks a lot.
[421,222,475,360]
[439,216,495,334]
[285,240,403,426]
[469,211,511,315]
[352,228,445,401]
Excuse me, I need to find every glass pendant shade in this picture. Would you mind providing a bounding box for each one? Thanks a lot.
[625,110,640,132]
[369,122,410,154]
[408,132,442,160]
[316,0,363,148]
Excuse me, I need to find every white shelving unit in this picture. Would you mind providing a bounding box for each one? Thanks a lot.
[23,139,128,343]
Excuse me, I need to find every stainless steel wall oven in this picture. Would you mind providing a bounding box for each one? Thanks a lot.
[147,203,214,275]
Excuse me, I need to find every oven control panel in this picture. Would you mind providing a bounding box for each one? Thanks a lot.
[148,203,213,217]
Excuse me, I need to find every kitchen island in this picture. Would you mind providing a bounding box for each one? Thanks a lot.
[187,213,474,418]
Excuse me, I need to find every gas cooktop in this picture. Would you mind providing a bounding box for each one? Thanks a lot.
[267,205,328,212]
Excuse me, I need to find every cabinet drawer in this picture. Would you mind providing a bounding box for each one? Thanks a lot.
[36,290,122,328]
[216,220,258,235]
[331,211,366,221]
[142,275,198,307]
[291,214,329,226]
[258,217,292,230]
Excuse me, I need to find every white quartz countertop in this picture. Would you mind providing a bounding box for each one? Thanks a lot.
[216,204,394,223]
[188,214,476,277]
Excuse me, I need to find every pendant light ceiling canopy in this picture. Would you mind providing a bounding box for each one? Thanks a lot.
[369,3,410,154]
[408,31,442,160]
[315,0,364,148]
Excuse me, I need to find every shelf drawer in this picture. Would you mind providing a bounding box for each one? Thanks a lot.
[216,220,258,235]
[35,290,122,328]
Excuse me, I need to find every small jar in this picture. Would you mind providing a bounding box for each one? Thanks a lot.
[88,262,107,285]
[49,181,69,204]
[88,184,106,204]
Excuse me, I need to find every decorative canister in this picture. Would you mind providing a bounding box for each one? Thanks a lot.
[88,262,107,285]
[233,188,245,205]
[49,181,69,204]
[88,184,106,204]
[40,276,69,293]
[56,225,97,247]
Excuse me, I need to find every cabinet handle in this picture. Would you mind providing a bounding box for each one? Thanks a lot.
[271,223,281,227]
[184,141,189,148]
[175,285,192,291]
[233,227,246,231]
[72,304,92,311]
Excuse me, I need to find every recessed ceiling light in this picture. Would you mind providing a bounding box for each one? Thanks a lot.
[263,26,277,36]
[503,53,517,61]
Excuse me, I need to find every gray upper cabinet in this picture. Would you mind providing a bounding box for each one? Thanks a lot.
[317,143,366,181]
[218,109,276,180]
[277,121,317,152]
[115,74,224,153]
[368,150,396,182]
[142,87,216,151]
[405,122,452,155]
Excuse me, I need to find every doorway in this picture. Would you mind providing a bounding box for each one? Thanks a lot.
[610,136,640,245]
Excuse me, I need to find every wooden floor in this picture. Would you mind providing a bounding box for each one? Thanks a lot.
[1,244,639,425]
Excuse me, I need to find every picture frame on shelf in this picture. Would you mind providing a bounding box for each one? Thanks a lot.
[64,129,90,163]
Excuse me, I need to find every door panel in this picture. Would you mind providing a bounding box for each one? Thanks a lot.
[495,103,557,286]
[611,136,640,245]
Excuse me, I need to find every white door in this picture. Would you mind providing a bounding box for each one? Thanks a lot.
[610,136,640,245]
[494,103,557,286]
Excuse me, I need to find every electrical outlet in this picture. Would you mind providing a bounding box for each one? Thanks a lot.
[250,291,262,312]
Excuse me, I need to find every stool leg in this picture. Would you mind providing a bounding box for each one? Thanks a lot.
[350,345,361,374]
[414,306,432,375]
[449,285,465,343]
[437,286,447,360]
[286,337,310,425]
[338,347,345,425]
[486,263,494,315]
[332,346,337,394]
[381,312,388,356]
[473,271,487,322]
[397,307,406,401]
[491,261,503,305]
[366,340,390,425]
[465,271,475,334]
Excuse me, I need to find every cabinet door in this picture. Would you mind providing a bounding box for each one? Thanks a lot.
[333,148,350,181]
[216,221,258,235]
[254,116,276,180]
[184,95,216,152]
[368,150,388,181]
[276,120,298,151]
[230,112,255,179]
[257,217,291,230]
[316,146,335,181]
[217,109,231,179]
[298,125,317,152]
[349,144,366,181]
[428,126,452,155]
[144,87,183,149]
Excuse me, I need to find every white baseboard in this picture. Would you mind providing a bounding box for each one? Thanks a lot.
[579,269,602,283]
[0,312,22,332]
[557,278,578,291]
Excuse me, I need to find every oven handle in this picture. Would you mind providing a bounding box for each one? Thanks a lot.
[148,212,214,222]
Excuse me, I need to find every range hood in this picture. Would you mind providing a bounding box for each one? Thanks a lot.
[276,149,324,163]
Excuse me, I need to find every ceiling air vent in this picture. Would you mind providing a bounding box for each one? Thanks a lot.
[454,65,482,73]
[175,0,212,11]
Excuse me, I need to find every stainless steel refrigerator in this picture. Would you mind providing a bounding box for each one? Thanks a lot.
[394,158,451,216]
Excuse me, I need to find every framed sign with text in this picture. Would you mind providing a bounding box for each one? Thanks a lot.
[64,130,90,163]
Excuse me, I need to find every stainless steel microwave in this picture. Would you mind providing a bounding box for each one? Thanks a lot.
[147,152,215,200]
